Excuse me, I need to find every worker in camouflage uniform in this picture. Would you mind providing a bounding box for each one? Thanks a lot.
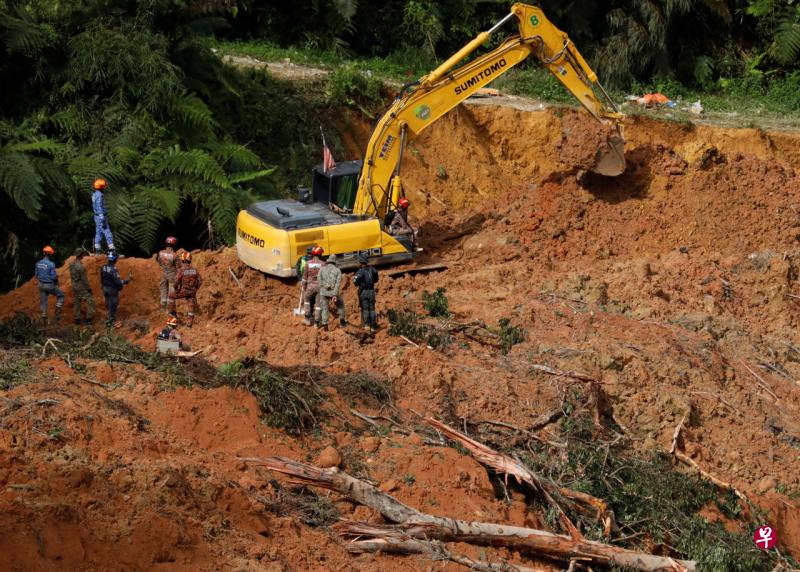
[69,248,95,325]
[353,254,379,332]
[302,246,325,327]
[168,251,202,327]
[35,245,65,325]
[156,236,179,310]
[318,254,346,330]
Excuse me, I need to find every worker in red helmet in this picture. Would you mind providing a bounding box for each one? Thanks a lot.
[91,178,115,255]
[301,246,326,327]
[35,245,65,325]
[156,236,179,310]
[387,197,414,240]
[168,251,202,327]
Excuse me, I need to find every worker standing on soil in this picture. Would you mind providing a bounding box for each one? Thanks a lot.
[388,198,414,241]
[69,248,95,325]
[156,236,179,310]
[35,245,65,326]
[91,179,115,255]
[168,252,202,327]
[100,252,129,327]
[318,254,347,330]
[353,254,379,333]
[302,246,326,327]
[296,245,314,277]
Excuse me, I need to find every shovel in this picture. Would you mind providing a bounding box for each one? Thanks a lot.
[293,285,305,316]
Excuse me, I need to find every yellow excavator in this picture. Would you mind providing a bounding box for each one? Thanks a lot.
[236,3,625,276]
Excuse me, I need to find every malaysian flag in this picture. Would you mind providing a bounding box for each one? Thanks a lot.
[321,127,336,173]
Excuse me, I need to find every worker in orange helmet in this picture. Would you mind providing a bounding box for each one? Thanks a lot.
[388,197,414,241]
[92,178,115,255]
[35,245,65,325]
[168,251,203,327]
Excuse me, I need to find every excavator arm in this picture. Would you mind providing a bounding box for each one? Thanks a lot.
[353,3,625,219]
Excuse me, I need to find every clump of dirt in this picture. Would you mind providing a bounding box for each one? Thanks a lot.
[3,102,800,570]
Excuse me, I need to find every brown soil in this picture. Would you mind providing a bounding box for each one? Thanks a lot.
[3,103,800,570]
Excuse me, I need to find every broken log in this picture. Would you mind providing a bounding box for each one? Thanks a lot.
[242,456,695,572]
[427,418,615,538]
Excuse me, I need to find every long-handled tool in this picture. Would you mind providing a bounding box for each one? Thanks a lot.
[293,284,305,316]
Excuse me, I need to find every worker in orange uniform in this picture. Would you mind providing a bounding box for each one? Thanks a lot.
[168,252,202,327]
[156,236,179,310]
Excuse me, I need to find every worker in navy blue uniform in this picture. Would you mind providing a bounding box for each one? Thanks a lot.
[92,178,115,255]
[100,252,129,326]
[35,245,65,325]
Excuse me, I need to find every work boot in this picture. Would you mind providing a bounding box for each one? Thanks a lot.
[303,318,312,326]
[320,323,328,331]
[340,319,347,327]
[314,321,320,329]
[39,313,48,327]
[53,307,62,325]
[74,318,82,326]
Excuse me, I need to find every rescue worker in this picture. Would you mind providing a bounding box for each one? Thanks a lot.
[168,252,202,327]
[318,254,347,330]
[353,254,379,332]
[69,248,96,325]
[156,236,179,310]
[100,252,129,326]
[91,178,115,255]
[156,317,190,353]
[302,246,326,327]
[35,245,65,325]
[388,197,414,238]
[296,245,314,277]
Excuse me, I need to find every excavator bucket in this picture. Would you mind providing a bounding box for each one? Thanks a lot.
[592,133,626,177]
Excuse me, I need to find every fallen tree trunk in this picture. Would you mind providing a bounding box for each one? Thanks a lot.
[344,526,545,572]
[427,418,616,538]
[242,456,695,572]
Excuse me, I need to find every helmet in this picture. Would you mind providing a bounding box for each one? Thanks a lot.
[398,197,410,209]
[42,245,55,255]
[181,251,192,263]
[166,317,178,328]
[327,254,338,263]
[357,254,369,265]
[107,252,118,263]
[93,179,107,190]
[306,246,314,254]
[165,236,177,246]
[73,247,86,257]
[311,246,324,256]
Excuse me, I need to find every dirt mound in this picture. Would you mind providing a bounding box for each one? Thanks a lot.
[3,103,800,569]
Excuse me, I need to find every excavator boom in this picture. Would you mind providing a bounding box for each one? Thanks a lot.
[354,3,625,219]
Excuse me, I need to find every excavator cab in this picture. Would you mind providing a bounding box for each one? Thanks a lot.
[303,160,362,213]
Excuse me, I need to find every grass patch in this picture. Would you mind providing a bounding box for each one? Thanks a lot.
[262,482,340,527]
[334,372,394,408]
[0,351,33,390]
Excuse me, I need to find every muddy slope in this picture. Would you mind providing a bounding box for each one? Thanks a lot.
[2,104,800,570]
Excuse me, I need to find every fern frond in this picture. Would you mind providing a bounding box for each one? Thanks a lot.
[0,13,56,55]
[772,17,800,64]
[168,93,218,134]
[155,147,229,188]
[140,186,182,221]
[49,108,90,138]
[228,168,276,185]
[0,153,44,219]
[207,140,262,170]
[29,157,74,190]
[3,138,64,156]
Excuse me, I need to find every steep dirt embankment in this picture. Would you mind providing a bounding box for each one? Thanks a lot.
[2,104,800,570]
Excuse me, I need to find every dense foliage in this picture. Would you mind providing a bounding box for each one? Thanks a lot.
[2,0,798,292]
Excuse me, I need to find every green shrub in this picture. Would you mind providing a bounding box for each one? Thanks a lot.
[324,64,383,107]
[387,309,428,342]
[422,287,450,318]
[496,317,525,355]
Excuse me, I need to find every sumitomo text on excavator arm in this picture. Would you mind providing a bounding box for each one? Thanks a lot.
[236,2,626,277]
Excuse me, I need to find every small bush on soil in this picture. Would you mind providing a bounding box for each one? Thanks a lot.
[0,352,32,389]
[422,287,451,318]
[216,360,324,435]
[335,373,393,407]
[496,317,526,355]
[0,313,40,348]
[262,483,340,528]
[387,309,428,342]
[324,64,382,107]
